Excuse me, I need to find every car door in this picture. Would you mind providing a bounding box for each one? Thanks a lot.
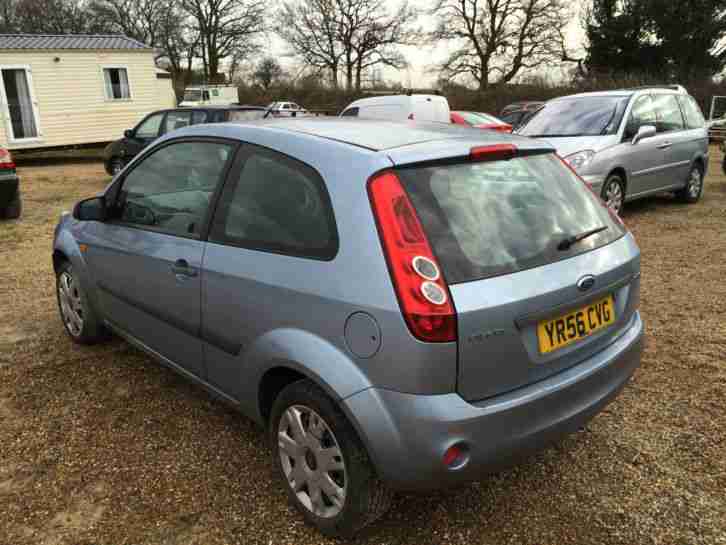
[200,144,338,401]
[125,111,165,159]
[620,94,666,196]
[81,139,236,378]
[651,93,691,189]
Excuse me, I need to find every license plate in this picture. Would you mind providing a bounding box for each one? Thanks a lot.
[537,295,615,354]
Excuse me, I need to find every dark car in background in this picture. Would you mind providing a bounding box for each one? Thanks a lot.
[0,146,20,219]
[500,101,545,130]
[103,105,267,175]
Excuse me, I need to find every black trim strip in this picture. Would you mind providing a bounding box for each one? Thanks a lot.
[97,281,241,356]
[97,281,199,338]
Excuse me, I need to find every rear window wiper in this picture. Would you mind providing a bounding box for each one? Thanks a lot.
[557,225,609,251]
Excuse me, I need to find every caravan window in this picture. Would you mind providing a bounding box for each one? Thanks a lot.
[103,68,131,100]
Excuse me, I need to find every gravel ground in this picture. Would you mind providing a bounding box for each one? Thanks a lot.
[1,151,725,545]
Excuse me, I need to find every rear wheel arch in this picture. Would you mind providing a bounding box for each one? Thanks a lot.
[258,366,308,424]
[692,156,705,176]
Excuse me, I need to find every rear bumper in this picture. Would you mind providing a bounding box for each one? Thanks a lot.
[0,174,19,207]
[344,311,643,490]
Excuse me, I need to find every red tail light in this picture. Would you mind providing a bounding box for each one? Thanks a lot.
[368,171,456,342]
[0,148,15,169]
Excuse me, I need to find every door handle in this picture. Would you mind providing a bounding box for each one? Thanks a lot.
[171,259,198,277]
[656,142,672,150]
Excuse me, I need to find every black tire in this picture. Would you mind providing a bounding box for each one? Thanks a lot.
[55,260,108,344]
[269,379,393,538]
[600,174,625,215]
[1,191,21,219]
[675,164,704,203]
[109,157,125,176]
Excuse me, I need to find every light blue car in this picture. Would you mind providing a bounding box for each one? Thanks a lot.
[53,119,643,537]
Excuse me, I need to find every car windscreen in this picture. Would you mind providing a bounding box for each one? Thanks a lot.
[396,153,626,284]
[520,96,629,137]
[183,90,201,102]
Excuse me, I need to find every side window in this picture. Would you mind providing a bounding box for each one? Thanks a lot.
[678,95,706,129]
[625,95,656,139]
[134,113,164,139]
[103,67,130,100]
[652,94,685,133]
[191,110,208,124]
[210,145,338,260]
[212,89,219,97]
[341,107,359,117]
[163,111,192,133]
[116,141,233,237]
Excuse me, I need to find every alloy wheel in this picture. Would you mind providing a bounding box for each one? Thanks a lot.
[278,405,347,518]
[58,271,84,337]
[688,168,702,199]
[604,179,624,214]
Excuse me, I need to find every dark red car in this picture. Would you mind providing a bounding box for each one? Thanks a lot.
[450,111,513,133]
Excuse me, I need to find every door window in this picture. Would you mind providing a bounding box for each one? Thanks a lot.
[624,95,656,139]
[1,68,39,139]
[116,141,233,238]
[163,111,192,133]
[210,145,338,260]
[134,113,164,139]
[652,94,685,132]
[678,95,706,129]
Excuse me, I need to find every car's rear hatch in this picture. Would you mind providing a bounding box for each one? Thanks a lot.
[389,138,640,402]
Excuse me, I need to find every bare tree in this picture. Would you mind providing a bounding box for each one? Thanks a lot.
[181,0,265,81]
[344,0,419,90]
[277,0,343,88]
[7,0,111,33]
[253,57,284,89]
[430,0,572,90]
[278,0,418,91]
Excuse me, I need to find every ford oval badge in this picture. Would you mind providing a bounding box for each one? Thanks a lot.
[577,275,596,292]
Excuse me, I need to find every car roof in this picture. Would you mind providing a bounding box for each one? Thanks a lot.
[175,117,549,153]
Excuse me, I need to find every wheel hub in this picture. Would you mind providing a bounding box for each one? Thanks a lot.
[277,405,347,518]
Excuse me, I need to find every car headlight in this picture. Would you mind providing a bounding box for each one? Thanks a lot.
[564,150,596,172]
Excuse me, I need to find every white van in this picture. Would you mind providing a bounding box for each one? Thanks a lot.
[179,86,238,107]
[340,94,451,123]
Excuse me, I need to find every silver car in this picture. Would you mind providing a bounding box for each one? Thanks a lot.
[53,119,643,537]
[520,86,709,213]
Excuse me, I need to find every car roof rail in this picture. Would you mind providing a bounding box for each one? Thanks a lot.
[622,84,687,93]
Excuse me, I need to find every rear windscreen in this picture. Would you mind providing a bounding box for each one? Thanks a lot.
[396,153,626,284]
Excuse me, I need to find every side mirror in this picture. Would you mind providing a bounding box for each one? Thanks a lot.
[631,124,656,145]
[73,196,106,222]
[124,129,135,138]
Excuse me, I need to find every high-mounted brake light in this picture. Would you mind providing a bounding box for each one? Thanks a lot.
[0,148,15,169]
[368,171,456,343]
[469,144,517,162]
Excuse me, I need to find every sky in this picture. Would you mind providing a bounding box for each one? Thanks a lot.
[265,0,588,88]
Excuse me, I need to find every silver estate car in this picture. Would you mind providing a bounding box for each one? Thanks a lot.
[53,119,643,537]
[520,86,709,213]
